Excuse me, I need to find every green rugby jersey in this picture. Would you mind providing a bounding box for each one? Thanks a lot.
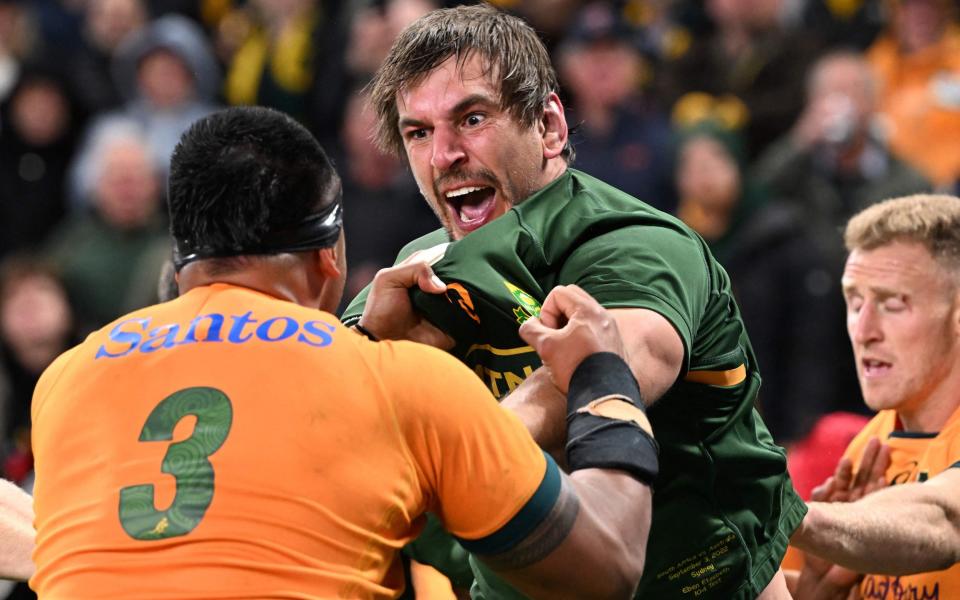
[343,169,806,599]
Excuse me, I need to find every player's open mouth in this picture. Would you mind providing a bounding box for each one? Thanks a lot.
[444,185,497,234]
[862,358,892,377]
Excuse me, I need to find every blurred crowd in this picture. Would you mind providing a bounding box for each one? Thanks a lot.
[0,0,956,590]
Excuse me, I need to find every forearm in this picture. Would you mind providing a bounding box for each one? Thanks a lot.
[495,470,650,600]
[0,479,34,581]
[566,469,651,588]
[481,352,657,598]
[794,482,960,575]
[500,367,567,456]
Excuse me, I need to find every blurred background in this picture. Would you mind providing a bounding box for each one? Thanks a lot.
[0,0,957,595]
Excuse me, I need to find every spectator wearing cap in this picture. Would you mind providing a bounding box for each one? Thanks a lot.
[556,1,675,212]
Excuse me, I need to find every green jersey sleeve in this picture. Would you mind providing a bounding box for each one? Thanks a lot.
[557,224,710,366]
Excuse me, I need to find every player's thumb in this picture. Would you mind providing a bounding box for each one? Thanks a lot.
[414,264,447,294]
[518,316,551,352]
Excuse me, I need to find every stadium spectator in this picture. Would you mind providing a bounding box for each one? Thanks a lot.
[47,119,169,334]
[796,0,885,50]
[344,0,438,81]
[555,1,675,212]
[0,257,74,485]
[0,65,85,260]
[752,50,931,424]
[753,50,931,259]
[79,13,220,188]
[335,0,438,145]
[656,0,820,159]
[0,255,73,600]
[674,119,839,444]
[62,0,148,116]
[24,105,658,598]
[344,5,801,598]
[790,195,960,598]
[867,0,960,187]
[335,88,436,313]
[224,0,347,129]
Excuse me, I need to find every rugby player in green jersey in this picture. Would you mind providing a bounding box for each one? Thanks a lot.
[343,4,803,598]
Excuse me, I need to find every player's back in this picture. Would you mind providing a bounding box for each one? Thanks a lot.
[31,283,432,599]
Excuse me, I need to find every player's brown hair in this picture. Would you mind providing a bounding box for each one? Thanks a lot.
[844,194,960,276]
[368,4,570,160]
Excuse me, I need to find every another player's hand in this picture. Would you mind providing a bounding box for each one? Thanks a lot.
[358,257,454,349]
[518,285,624,393]
[791,437,888,600]
[811,437,889,504]
[791,553,862,600]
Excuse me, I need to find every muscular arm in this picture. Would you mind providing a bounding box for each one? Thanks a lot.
[502,307,683,449]
[0,478,34,581]
[485,469,651,599]
[792,468,960,575]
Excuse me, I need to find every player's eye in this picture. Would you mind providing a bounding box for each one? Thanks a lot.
[882,296,906,313]
[845,295,863,314]
[464,113,485,127]
[405,128,428,141]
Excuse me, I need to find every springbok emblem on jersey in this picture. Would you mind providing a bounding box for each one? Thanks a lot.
[504,281,541,324]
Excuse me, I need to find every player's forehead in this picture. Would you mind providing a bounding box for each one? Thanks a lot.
[842,242,943,293]
[396,54,502,120]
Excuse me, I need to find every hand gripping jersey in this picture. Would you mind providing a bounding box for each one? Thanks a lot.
[843,406,960,599]
[31,283,561,599]
[343,169,806,599]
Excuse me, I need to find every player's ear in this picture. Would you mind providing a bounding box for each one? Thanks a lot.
[316,246,343,280]
[541,93,567,160]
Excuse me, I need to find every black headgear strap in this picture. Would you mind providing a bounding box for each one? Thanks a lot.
[172,198,343,271]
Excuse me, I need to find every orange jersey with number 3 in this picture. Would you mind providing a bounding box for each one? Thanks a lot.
[31,284,552,599]
[843,406,960,599]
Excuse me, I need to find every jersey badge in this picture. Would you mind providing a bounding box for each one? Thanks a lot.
[504,281,541,325]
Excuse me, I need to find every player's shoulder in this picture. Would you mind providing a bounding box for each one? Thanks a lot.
[32,344,85,423]
[521,169,706,256]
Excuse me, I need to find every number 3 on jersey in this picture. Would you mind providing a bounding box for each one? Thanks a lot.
[119,387,233,540]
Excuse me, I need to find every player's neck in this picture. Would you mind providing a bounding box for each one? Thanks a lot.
[898,385,960,434]
[178,256,320,309]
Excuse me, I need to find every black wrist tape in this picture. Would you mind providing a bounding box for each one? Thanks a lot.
[568,352,642,412]
[565,353,659,486]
